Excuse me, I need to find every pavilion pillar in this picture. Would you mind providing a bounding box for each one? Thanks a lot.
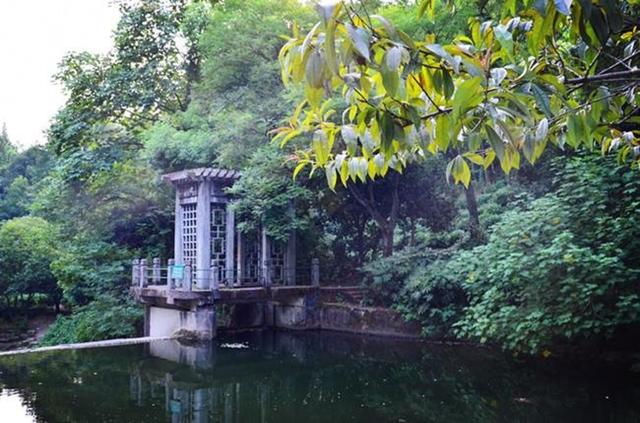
[285,231,296,285]
[225,207,236,285]
[236,231,244,285]
[174,189,183,265]
[195,180,211,289]
[285,201,296,285]
[261,226,271,286]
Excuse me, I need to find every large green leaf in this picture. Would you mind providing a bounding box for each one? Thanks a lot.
[531,84,553,119]
[486,124,506,161]
[305,51,326,88]
[381,69,400,97]
[385,46,403,71]
[379,112,395,155]
[347,24,370,61]
[452,77,483,120]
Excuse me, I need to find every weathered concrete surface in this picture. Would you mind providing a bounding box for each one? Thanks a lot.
[272,288,321,330]
[319,286,367,304]
[217,303,265,329]
[149,306,215,339]
[319,303,421,338]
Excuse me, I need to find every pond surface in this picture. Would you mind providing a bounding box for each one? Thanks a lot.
[0,331,638,422]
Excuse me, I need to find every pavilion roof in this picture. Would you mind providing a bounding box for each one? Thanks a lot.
[161,167,241,184]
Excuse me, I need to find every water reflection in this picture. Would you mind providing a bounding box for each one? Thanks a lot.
[0,331,639,422]
[0,389,35,422]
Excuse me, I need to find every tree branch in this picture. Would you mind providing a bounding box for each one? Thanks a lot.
[567,68,640,84]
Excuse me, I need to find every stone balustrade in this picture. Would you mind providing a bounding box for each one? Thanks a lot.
[131,257,320,292]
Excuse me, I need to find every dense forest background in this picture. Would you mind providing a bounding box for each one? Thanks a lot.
[0,0,638,355]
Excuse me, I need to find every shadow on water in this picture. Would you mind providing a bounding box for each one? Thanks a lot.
[0,330,639,422]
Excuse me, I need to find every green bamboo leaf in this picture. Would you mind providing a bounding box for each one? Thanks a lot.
[293,161,307,180]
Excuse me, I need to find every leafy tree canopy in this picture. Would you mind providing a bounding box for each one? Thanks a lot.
[0,217,62,310]
[276,0,640,189]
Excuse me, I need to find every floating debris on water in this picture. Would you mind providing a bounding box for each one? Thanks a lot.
[220,343,249,349]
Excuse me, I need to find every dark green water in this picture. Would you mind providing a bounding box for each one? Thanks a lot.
[0,331,638,422]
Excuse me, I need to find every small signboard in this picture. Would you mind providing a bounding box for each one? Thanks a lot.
[169,399,182,414]
[171,264,185,279]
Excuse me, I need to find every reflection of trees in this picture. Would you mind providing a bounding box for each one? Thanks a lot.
[0,332,639,422]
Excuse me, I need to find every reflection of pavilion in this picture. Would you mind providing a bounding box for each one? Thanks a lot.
[130,339,272,423]
[126,333,428,422]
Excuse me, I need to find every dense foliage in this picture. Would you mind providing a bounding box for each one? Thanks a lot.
[0,217,61,315]
[383,155,640,353]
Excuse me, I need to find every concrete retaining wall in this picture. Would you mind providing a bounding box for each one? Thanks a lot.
[220,300,420,338]
[319,303,421,338]
[144,287,420,339]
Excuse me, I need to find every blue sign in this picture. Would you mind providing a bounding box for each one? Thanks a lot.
[171,264,185,279]
[170,399,182,414]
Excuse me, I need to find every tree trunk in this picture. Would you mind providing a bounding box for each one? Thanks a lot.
[381,225,394,257]
[464,181,483,242]
[348,176,400,258]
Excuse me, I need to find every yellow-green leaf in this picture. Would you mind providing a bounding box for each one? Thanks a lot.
[452,77,483,121]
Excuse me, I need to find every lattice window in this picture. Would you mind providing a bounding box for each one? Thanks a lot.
[210,203,226,281]
[271,240,285,284]
[243,233,261,284]
[181,204,197,265]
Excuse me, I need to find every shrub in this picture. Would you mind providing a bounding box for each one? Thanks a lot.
[454,195,640,353]
[39,298,143,346]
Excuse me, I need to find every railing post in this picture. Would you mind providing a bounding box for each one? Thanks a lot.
[168,258,175,290]
[139,259,148,288]
[132,259,140,286]
[152,258,161,285]
[211,260,220,298]
[184,262,193,292]
[311,258,320,287]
